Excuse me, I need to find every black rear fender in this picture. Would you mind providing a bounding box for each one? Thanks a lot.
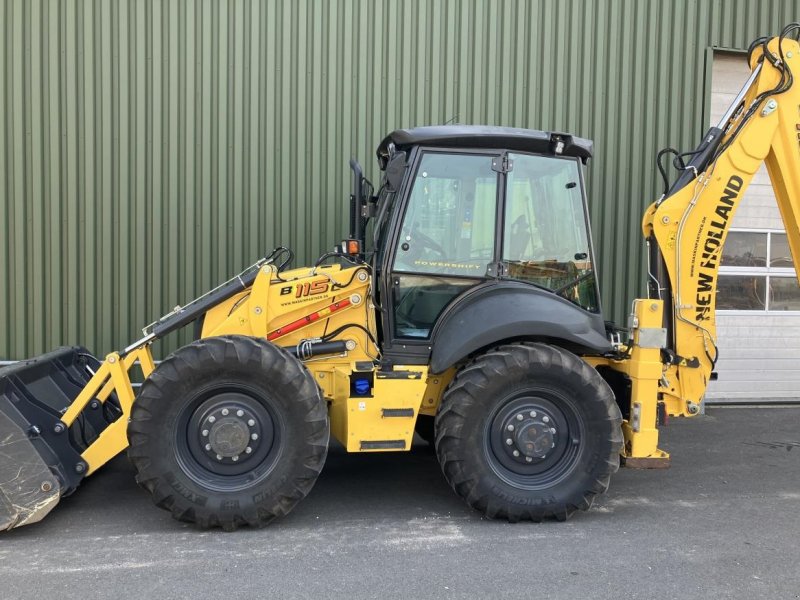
[429,282,611,374]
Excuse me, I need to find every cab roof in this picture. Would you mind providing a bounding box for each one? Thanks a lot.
[377,125,593,166]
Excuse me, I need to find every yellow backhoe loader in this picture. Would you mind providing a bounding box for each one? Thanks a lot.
[2,25,800,531]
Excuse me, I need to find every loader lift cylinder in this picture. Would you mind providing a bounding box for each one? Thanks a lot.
[149,263,264,341]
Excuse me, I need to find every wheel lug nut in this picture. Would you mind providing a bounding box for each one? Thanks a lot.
[208,416,216,423]
[507,424,514,431]
[526,456,533,463]
[512,450,520,457]
[221,408,229,416]
[529,410,537,418]
[505,438,513,445]
[550,427,556,434]
[542,416,550,423]
[216,454,223,460]
[232,455,239,462]
[551,443,555,448]
[247,419,255,427]
[251,433,259,441]
[516,414,524,421]
[202,429,209,437]
[237,410,244,417]
[245,447,252,454]
[205,444,212,451]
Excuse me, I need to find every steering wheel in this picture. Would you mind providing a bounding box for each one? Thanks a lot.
[399,223,446,262]
[412,229,445,257]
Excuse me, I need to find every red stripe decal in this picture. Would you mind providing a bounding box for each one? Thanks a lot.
[267,298,352,342]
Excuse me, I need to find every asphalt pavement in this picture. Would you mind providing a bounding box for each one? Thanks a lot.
[1,406,799,600]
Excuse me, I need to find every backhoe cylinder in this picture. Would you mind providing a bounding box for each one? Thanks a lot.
[661,127,724,203]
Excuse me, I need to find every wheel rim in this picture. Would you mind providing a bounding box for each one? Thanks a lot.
[484,389,585,490]
[175,384,283,492]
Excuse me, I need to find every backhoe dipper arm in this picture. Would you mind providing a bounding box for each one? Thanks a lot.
[642,31,800,417]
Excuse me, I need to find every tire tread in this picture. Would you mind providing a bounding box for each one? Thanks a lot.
[435,342,622,522]
[128,335,328,530]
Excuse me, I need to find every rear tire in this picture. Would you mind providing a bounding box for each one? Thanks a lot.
[435,343,621,521]
[128,335,329,530]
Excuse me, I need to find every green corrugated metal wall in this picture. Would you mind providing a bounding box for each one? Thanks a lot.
[1,0,798,359]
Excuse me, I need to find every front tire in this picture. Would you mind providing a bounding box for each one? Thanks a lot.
[435,343,622,521]
[128,335,329,530]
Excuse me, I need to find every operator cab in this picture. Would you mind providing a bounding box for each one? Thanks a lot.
[365,125,609,367]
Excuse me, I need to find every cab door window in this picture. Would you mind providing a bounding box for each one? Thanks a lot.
[501,153,599,312]
[391,152,498,339]
[393,153,498,277]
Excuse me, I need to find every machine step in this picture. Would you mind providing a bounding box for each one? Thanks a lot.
[381,408,415,418]
[360,440,406,450]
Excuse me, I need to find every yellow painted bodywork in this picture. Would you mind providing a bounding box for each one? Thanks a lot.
[201,263,434,451]
[593,37,800,463]
[60,346,155,474]
[62,35,800,475]
[70,261,448,474]
[585,301,670,462]
[418,369,456,416]
[328,366,429,451]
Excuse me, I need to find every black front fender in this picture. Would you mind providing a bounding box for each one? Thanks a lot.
[429,282,611,373]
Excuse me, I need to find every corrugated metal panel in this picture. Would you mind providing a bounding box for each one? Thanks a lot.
[709,314,800,401]
[1,0,799,360]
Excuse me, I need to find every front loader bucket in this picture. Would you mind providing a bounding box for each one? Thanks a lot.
[0,409,61,529]
[0,347,116,531]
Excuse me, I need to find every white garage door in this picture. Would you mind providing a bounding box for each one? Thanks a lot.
[705,51,800,403]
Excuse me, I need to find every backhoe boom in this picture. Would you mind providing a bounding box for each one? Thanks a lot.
[594,31,800,464]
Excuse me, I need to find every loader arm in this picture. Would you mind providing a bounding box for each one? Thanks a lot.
[591,30,800,465]
[0,255,274,530]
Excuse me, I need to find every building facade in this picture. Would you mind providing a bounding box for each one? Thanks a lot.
[1,0,799,398]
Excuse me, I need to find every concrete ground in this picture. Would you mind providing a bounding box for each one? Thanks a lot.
[1,406,799,600]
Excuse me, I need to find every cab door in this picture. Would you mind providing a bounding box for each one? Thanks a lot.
[382,150,500,361]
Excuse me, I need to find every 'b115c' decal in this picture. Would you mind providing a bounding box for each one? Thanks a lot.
[280,281,329,298]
